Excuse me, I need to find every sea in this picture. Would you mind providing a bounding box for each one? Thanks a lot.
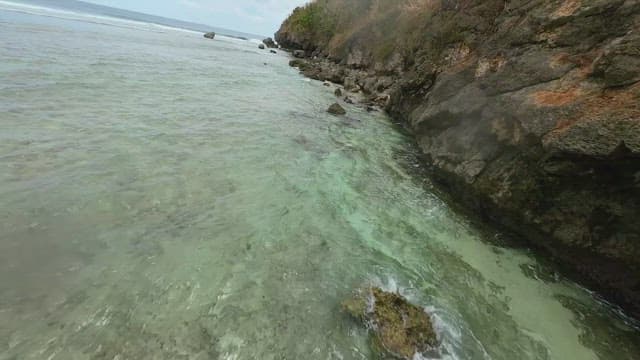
[1,1,639,359]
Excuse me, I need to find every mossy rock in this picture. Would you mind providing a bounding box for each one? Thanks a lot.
[289,59,310,71]
[342,287,438,359]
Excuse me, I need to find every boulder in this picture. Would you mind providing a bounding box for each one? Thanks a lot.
[203,32,216,40]
[334,88,343,97]
[343,287,438,359]
[263,37,277,48]
[327,103,346,115]
[293,50,306,58]
[258,44,265,50]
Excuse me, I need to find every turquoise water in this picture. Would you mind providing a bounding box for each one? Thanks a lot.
[1,4,639,360]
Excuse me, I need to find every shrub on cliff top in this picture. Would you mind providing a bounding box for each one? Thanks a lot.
[287,2,336,44]
[279,0,505,65]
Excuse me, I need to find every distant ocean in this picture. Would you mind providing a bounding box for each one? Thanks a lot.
[0,0,266,39]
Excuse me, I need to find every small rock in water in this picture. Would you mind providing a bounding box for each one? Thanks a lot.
[342,287,438,360]
[344,96,354,104]
[203,32,216,40]
[334,88,343,97]
[262,37,277,48]
[258,44,265,50]
[323,81,331,87]
[327,103,346,115]
[270,49,277,54]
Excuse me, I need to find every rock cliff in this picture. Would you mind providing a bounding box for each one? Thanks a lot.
[276,0,640,318]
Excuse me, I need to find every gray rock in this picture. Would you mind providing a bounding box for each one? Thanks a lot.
[293,50,306,58]
[592,33,640,88]
[270,50,277,54]
[335,88,343,97]
[263,37,277,48]
[327,103,346,115]
[203,32,216,40]
[258,44,265,50]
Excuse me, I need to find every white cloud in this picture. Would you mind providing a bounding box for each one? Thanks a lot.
[183,0,307,30]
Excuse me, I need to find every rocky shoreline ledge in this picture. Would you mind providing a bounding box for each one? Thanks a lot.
[277,0,640,319]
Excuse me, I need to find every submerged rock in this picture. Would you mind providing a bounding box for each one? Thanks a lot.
[327,103,346,115]
[343,287,437,359]
[203,32,216,40]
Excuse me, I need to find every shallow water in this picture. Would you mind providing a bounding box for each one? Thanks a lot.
[1,5,640,360]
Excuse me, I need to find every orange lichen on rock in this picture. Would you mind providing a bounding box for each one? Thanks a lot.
[543,83,640,144]
[575,82,640,123]
[553,0,581,18]
[476,55,507,77]
[550,53,572,69]
[531,87,583,107]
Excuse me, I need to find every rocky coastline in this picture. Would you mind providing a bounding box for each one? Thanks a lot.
[277,0,640,319]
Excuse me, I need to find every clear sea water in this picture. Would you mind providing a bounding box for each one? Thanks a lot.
[1,2,639,359]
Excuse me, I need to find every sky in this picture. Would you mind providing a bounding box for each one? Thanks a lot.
[85,0,308,36]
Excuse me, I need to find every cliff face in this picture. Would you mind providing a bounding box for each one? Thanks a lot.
[277,0,640,317]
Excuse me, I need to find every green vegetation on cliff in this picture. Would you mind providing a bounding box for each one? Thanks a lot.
[285,3,335,43]
[277,0,504,65]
